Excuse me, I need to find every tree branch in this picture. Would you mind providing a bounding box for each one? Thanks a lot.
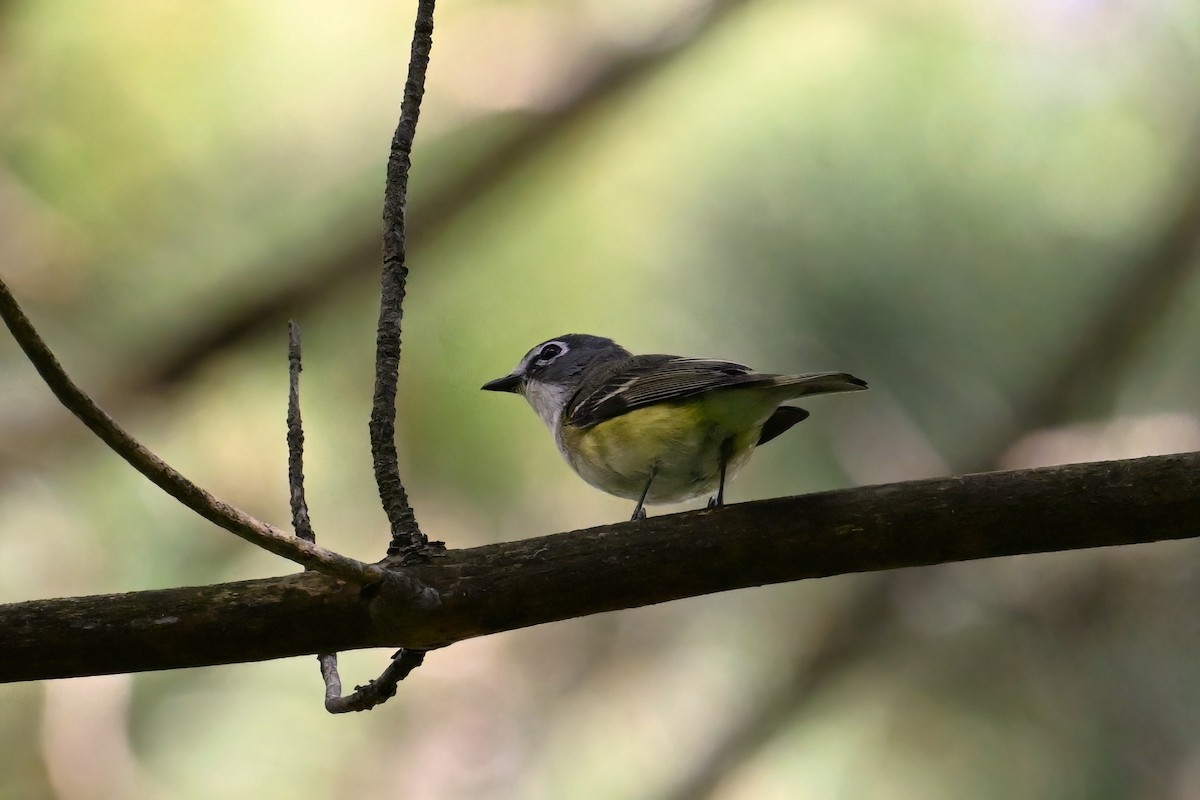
[2,451,1195,683]
[0,277,382,587]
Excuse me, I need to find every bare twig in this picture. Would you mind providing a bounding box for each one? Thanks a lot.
[287,321,315,544]
[0,276,381,586]
[321,649,426,714]
[371,0,437,558]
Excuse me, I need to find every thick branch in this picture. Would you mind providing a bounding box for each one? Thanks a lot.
[1,452,1195,683]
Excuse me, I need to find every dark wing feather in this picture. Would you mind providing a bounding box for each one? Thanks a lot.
[566,355,773,428]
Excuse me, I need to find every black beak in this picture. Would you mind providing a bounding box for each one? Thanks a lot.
[481,373,522,393]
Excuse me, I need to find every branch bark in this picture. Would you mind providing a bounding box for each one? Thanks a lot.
[2,451,1195,683]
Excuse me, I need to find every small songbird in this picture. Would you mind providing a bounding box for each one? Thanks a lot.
[482,334,867,520]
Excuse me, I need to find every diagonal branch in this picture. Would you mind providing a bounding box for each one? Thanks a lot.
[0,277,381,586]
[370,0,436,556]
[1,451,1196,683]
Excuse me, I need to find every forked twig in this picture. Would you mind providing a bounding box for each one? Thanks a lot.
[288,322,423,712]
[0,277,381,586]
[288,0,442,704]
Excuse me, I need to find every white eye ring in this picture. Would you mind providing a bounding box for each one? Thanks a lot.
[535,342,566,363]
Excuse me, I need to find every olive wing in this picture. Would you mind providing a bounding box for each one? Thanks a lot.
[565,355,774,428]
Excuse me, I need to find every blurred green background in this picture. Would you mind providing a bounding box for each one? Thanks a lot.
[2,0,1199,798]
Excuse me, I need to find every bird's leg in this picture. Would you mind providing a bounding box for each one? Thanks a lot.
[632,464,658,521]
[707,438,733,509]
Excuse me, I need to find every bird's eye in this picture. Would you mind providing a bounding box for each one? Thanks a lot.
[537,343,563,362]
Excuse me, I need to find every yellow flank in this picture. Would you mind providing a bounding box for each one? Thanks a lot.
[559,387,786,504]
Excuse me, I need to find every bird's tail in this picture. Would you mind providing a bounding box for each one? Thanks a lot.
[771,371,868,398]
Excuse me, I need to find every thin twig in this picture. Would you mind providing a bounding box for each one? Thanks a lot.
[370,0,438,558]
[0,276,381,586]
[321,649,427,714]
[287,321,315,544]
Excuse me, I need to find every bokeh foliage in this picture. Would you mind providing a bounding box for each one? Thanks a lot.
[1,1,1198,798]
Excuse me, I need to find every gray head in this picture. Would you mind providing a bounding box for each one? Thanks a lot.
[482,334,631,430]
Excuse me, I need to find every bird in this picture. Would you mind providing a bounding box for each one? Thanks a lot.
[481,334,867,520]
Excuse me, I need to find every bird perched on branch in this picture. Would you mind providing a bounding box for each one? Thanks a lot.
[482,334,867,520]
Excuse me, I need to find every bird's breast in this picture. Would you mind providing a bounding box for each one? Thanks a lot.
[559,401,761,504]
